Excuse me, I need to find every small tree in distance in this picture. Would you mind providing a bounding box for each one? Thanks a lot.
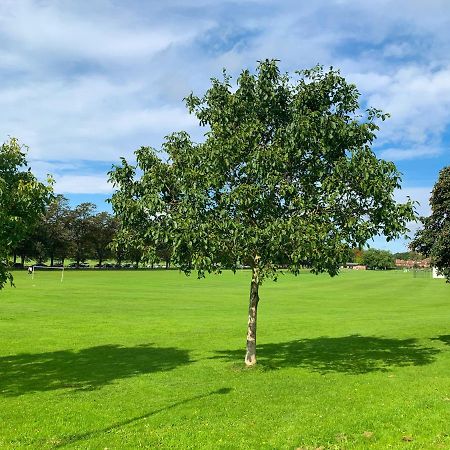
[109,60,416,366]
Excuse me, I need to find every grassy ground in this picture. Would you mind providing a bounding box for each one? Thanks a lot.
[0,269,449,449]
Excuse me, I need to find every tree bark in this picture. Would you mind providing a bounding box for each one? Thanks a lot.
[245,264,260,366]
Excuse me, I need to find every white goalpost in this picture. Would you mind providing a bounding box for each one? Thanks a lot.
[31,265,65,282]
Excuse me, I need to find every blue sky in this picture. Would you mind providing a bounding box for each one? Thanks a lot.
[1,0,449,252]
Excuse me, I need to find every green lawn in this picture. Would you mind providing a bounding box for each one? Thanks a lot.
[0,269,449,449]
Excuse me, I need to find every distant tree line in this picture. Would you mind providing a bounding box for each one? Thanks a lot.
[9,195,172,269]
[347,248,425,270]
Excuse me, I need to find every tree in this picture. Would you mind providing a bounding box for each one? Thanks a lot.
[90,212,118,266]
[362,248,394,270]
[112,227,146,268]
[393,251,422,261]
[411,166,450,281]
[33,195,74,266]
[0,138,52,288]
[69,203,96,266]
[48,196,74,266]
[351,248,364,264]
[12,231,38,267]
[109,60,416,365]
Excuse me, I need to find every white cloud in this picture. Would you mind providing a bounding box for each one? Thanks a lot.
[343,66,450,161]
[380,146,443,161]
[54,175,113,194]
[0,1,206,64]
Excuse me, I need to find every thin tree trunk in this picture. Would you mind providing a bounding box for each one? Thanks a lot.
[245,264,260,366]
[50,255,54,267]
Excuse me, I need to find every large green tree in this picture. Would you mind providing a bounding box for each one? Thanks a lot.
[109,60,415,365]
[362,248,394,270]
[69,202,96,266]
[29,195,74,267]
[0,138,52,288]
[411,166,450,281]
[90,212,118,266]
[43,195,74,266]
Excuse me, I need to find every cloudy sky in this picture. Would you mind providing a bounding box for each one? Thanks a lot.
[1,0,449,251]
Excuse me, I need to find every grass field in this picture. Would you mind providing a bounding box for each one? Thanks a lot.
[0,269,449,449]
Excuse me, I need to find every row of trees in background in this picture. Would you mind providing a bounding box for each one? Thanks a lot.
[349,248,424,270]
[12,196,117,267]
[10,195,173,269]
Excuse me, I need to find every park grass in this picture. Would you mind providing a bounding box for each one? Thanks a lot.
[0,269,449,449]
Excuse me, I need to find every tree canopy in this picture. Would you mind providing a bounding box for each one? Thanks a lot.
[411,166,450,281]
[109,60,416,365]
[362,248,394,270]
[0,138,53,289]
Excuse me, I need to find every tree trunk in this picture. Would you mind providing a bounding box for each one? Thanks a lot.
[50,255,54,267]
[245,265,260,366]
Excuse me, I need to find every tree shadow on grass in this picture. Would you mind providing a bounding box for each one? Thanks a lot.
[0,344,192,397]
[431,335,450,346]
[54,387,232,448]
[212,335,440,374]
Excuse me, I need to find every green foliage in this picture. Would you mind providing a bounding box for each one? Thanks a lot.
[349,248,364,263]
[362,248,395,269]
[40,195,74,264]
[0,138,52,288]
[109,60,415,282]
[411,166,450,281]
[393,251,423,261]
[90,211,118,265]
[11,197,119,267]
[69,202,97,265]
[18,195,75,266]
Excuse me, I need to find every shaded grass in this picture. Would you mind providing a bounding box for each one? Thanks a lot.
[0,269,449,449]
[212,335,440,373]
[0,344,192,396]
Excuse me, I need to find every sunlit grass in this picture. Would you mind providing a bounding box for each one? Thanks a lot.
[0,269,449,449]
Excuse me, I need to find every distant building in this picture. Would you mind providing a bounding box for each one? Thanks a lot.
[342,263,367,270]
[395,258,430,269]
